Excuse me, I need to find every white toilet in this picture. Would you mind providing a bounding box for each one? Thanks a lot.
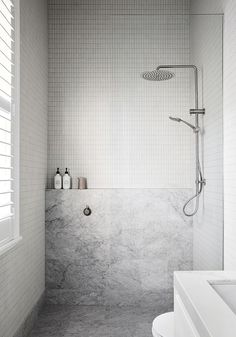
[152,311,174,337]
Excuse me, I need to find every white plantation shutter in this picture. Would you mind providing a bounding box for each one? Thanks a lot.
[0,0,19,247]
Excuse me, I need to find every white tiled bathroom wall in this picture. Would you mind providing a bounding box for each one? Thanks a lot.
[190,0,223,14]
[48,0,192,189]
[191,0,236,271]
[0,0,48,336]
[190,13,224,270]
[223,0,236,270]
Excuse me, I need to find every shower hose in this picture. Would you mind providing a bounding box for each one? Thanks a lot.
[183,158,205,217]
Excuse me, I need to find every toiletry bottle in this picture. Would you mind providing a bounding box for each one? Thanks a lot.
[63,168,71,189]
[54,168,62,189]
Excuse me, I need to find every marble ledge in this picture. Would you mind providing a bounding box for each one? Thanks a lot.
[46,188,193,191]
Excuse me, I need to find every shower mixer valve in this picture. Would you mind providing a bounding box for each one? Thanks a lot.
[196,178,206,186]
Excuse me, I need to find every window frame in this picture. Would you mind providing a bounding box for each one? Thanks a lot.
[0,0,21,257]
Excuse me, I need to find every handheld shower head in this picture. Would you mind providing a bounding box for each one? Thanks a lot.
[169,116,181,122]
[169,116,200,133]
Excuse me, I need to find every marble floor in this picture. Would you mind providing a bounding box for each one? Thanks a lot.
[30,305,159,337]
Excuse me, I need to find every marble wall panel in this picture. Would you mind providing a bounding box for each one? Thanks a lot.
[46,189,193,308]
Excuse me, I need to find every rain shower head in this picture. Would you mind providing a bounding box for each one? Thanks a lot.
[142,69,174,81]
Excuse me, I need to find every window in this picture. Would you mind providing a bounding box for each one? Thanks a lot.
[0,0,19,250]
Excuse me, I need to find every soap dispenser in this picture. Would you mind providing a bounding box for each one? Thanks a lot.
[54,168,62,189]
[63,168,71,189]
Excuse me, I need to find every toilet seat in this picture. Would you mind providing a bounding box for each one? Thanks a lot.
[152,312,174,337]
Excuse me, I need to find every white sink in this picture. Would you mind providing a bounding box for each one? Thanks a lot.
[174,272,236,337]
[210,281,236,315]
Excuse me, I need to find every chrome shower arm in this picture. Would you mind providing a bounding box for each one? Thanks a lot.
[156,65,198,109]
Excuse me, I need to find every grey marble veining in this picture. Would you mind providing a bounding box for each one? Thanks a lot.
[29,305,159,337]
[46,189,193,308]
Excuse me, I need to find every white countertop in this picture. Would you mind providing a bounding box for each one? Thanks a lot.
[174,271,236,337]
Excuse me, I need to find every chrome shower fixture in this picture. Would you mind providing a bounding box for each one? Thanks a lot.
[169,117,181,122]
[142,64,206,217]
[169,116,200,133]
[142,69,174,81]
